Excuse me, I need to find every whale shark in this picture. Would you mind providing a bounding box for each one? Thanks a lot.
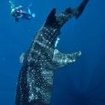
[16,0,89,105]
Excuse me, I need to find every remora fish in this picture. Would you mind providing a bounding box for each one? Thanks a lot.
[16,0,89,105]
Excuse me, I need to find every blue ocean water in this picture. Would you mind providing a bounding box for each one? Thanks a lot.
[0,0,105,105]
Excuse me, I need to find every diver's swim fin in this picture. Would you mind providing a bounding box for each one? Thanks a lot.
[45,8,58,27]
[28,8,36,18]
[75,0,89,18]
[32,13,35,18]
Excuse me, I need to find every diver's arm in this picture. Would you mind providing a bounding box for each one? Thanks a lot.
[9,1,22,11]
[15,5,23,11]
[9,0,15,9]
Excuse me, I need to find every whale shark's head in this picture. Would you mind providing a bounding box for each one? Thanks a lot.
[35,8,61,49]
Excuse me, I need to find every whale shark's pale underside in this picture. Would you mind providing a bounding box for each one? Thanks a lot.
[16,0,89,105]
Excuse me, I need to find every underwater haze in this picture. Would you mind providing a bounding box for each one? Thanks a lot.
[0,0,105,105]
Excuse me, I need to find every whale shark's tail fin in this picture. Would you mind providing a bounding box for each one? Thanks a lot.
[44,8,58,27]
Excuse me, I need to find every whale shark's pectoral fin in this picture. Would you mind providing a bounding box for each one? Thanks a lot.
[52,49,81,68]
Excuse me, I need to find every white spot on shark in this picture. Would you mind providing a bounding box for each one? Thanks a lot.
[19,52,25,63]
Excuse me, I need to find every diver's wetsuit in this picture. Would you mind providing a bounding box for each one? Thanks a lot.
[9,0,35,22]
[11,6,33,22]
[12,10,32,21]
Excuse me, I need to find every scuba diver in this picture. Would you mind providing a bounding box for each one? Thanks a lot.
[9,1,35,22]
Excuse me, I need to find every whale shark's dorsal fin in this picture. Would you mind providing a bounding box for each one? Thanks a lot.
[45,8,58,27]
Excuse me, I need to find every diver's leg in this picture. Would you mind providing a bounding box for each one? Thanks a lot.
[23,13,32,20]
[27,8,35,18]
[52,49,81,68]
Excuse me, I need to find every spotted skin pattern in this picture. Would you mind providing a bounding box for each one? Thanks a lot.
[16,0,89,105]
